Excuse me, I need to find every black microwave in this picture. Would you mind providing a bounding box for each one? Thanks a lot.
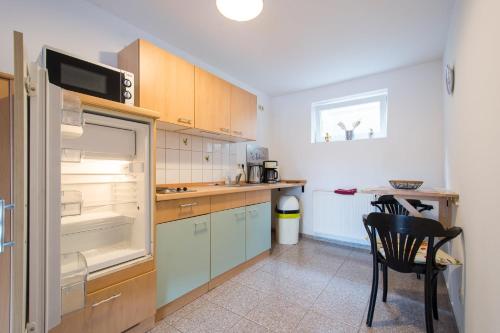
[43,47,134,105]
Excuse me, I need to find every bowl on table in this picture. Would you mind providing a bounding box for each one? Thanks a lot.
[389,180,423,190]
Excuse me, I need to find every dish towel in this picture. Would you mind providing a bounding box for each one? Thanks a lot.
[334,188,357,195]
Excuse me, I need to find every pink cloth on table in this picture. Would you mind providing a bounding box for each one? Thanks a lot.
[334,188,357,195]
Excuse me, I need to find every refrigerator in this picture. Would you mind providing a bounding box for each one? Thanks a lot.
[27,62,153,331]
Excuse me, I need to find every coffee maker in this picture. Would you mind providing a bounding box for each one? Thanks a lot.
[263,160,279,183]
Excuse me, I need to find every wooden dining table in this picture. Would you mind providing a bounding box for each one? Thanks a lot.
[360,187,459,228]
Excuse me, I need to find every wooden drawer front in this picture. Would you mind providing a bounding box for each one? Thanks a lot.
[86,270,156,333]
[211,193,246,212]
[156,196,210,223]
[245,190,271,206]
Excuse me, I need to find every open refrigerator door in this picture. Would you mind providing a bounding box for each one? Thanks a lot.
[29,64,152,331]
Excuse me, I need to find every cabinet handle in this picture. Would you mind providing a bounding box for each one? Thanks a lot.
[234,212,246,220]
[232,130,242,136]
[194,221,208,232]
[177,118,192,125]
[220,128,230,133]
[92,293,122,308]
[247,210,258,217]
[0,199,15,253]
[179,202,198,208]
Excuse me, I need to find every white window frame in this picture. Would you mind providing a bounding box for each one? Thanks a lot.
[311,89,388,143]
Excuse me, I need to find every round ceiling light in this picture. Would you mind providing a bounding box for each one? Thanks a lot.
[216,0,264,22]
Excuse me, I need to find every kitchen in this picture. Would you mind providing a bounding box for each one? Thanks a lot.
[1,1,499,333]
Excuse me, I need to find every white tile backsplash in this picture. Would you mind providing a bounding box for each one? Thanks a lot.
[165,131,180,149]
[202,138,213,153]
[156,129,246,184]
[165,149,180,170]
[179,134,191,150]
[192,151,203,170]
[191,136,203,152]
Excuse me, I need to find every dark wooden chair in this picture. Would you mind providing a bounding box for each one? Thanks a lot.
[371,195,434,215]
[364,212,462,333]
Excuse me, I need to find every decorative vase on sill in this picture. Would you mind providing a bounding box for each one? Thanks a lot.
[338,120,361,141]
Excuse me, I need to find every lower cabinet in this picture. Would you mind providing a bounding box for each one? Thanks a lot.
[156,215,211,308]
[210,207,246,278]
[246,202,272,260]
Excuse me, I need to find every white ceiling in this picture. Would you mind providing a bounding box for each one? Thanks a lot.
[88,0,455,96]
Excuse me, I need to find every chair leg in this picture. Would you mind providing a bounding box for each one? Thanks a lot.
[432,275,439,320]
[382,264,388,302]
[417,273,421,280]
[424,273,434,333]
[366,261,379,327]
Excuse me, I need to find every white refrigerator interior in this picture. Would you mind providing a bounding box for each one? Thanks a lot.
[30,79,153,330]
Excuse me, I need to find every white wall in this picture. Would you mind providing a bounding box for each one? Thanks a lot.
[0,0,271,146]
[269,61,445,236]
[443,1,500,332]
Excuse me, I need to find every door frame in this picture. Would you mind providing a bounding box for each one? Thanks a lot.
[12,30,28,333]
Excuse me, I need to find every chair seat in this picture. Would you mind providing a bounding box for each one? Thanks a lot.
[375,241,461,266]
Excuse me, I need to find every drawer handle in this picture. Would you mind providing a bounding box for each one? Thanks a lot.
[194,221,208,232]
[232,130,242,136]
[91,293,122,308]
[179,202,198,208]
[178,118,192,125]
[220,128,230,133]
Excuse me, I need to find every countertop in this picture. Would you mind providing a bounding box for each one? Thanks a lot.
[156,180,306,201]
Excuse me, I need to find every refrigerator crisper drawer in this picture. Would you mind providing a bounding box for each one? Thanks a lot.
[62,119,136,160]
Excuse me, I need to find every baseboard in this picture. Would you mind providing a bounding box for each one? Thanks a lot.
[300,233,370,250]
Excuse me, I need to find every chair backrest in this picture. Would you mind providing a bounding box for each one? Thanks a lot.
[371,195,410,215]
[365,213,448,273]
[371,195,434,215]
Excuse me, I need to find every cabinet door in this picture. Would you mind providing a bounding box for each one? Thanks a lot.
[194,67,231,134]
[230,85,257,140]
[156,215,210,308]
[210,207,246,278]
[119,39,195,127]
[246,202,271,260]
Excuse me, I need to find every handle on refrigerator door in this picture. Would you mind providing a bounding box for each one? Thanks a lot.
[0,198,15,253]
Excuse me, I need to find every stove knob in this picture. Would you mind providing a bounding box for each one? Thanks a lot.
[183,187,188,191]
[123,78,132,87]
[176,187,181,192]
[123,91,132,99]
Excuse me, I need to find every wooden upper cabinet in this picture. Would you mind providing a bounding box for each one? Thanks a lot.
[230,85,257,140]
[194,67,231,135]
[118,39,195,127]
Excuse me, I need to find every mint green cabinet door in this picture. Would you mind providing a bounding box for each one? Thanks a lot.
[246,202,271,260]
[156,214,210,308]
[210,207,246,278]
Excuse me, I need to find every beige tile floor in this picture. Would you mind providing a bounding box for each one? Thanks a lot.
[150,238,458,333]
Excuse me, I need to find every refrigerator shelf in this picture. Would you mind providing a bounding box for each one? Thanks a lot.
[61,211,134,236]
[82,200,138,209]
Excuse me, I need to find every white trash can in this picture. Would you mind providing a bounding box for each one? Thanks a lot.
[276,196,300,245]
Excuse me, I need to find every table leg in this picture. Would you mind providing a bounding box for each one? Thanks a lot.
[394,196,423,217]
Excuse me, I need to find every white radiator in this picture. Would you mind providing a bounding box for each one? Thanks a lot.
[312,191,375,245]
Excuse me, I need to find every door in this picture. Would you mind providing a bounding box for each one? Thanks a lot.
[230,85,257,140]
[156,215,210,307]
[0,72,14,333]
[210,207,246,278]
[1,31,29,333]
[194,67,231,135]
[246,202,271,260]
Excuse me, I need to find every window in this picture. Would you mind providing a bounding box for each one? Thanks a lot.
[311,89,388,143]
